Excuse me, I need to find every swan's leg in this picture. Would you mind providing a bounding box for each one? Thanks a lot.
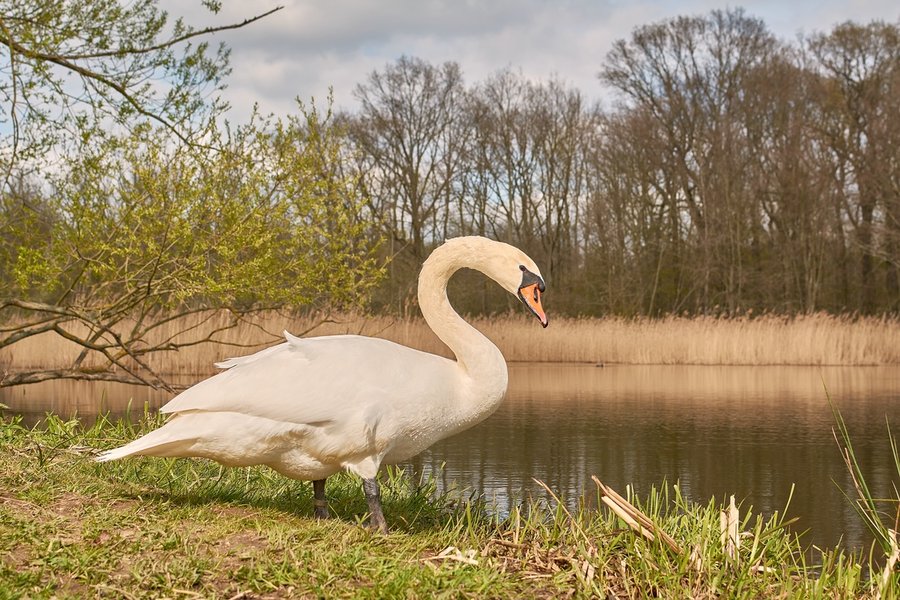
[362,477,388,533]
[313,478,330,519]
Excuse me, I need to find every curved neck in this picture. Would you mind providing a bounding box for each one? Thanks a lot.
[417,238,506,381]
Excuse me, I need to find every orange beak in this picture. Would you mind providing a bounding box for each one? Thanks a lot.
[519,283,548,328]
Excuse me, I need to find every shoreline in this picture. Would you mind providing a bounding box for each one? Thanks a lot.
[1,414,895,598]
[3,313,899,378]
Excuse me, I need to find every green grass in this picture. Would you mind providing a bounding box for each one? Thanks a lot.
[0,413,896,599]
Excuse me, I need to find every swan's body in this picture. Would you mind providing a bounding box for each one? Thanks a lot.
[98,236,548,530]
[102,334,504,480]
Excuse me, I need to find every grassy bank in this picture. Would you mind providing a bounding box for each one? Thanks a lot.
[4,312,899,378]
[1,414,896,598]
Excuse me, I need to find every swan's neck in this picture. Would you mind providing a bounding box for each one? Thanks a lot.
[417,240,507,388]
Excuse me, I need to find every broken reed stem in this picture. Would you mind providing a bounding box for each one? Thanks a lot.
[592,475,681,554]
[421,546,480,566]
[591,477,763,575]
[720,495,740,563]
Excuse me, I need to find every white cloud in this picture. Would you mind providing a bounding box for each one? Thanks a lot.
[159,0,900,123]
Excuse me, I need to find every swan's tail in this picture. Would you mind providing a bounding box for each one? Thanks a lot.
[96,416,197,462]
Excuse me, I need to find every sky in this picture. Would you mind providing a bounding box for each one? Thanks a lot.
[167,1,899,122]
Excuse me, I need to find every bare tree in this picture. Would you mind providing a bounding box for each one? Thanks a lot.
[601,8,777,313]
[809,21,900,311]
[347,56,467,260]
[343,57,468,312]
[467,72,598,296]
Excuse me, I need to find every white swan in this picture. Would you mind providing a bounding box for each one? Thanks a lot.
[97,236,548,531]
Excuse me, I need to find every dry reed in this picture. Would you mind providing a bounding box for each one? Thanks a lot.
[3,311,899,377]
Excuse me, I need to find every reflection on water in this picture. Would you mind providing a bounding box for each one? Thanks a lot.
[3,364,899,553]
[1,379,181,425]
[408,364,900,554]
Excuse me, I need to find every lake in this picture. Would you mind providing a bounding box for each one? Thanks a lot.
[3,363,898,554]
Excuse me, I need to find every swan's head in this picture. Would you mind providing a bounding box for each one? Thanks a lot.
[485,241,548,328]
[515,262,548,328]
[424,236,549,328]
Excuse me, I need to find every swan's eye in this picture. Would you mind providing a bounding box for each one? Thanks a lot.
[519,265,526,272]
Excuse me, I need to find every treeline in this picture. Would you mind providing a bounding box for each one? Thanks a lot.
[2,6,898,321]
[1,3,897,389]
[340,9,900,316]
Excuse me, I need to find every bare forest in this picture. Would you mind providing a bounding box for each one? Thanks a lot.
[342,10,900,317]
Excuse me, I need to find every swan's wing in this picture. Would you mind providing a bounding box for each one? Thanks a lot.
[160,332,455,427]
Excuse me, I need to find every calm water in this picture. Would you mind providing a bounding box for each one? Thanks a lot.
[410,364,900,554]
[3,364,899,553]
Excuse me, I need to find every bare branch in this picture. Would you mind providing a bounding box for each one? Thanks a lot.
[0,368,182,389]
[0,317,66,349]
[44,7,285,61]
[0,27,190,144]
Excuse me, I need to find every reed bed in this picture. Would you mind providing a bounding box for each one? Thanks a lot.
[3,311,899,377]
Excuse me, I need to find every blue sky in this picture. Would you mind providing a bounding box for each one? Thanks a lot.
[166,1,900,121]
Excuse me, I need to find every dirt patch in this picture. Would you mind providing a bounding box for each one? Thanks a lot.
[213,504,261,519]
[0,492,37,512]
[0,490,92,518]
[108,497,140,511]
[54,574,92,598]
[216,529,267,553]
[50,492,90,516]
[3,544,32,572]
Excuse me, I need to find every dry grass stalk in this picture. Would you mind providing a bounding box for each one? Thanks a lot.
[532,477,592,547]
[592,479,793,583]
[480,485,603,594]
[483,539,576,576]
[688,544,705,572]
[720,495,740,562]
[592,475,681,554]
[421,545,479,566]
[879,529,899,598]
